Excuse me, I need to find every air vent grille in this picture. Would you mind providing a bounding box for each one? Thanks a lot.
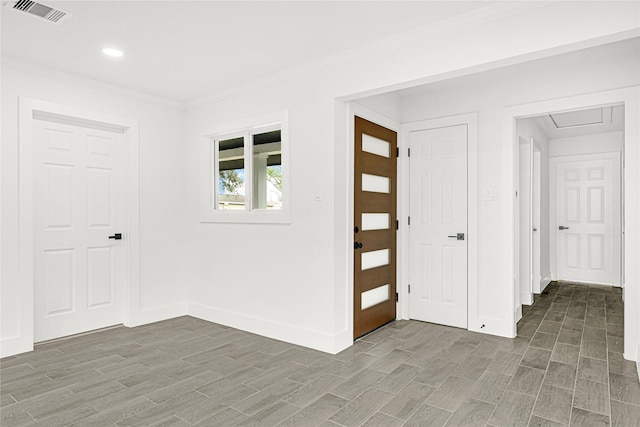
[9,0,71,23]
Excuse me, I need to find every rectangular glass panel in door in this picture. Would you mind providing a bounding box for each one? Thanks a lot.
[218,136,245,210]
[362,134,390,158]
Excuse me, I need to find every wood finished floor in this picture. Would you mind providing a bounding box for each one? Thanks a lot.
[1,282,639,426]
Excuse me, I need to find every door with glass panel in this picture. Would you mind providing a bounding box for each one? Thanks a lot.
[354,116,397,339]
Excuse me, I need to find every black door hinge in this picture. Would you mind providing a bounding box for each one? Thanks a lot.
[408,148,411,157]
[408,216,411,226]
[396,220,399,230]
[408,284,411,293]
[396,292,399,302]
[396,147,399,158]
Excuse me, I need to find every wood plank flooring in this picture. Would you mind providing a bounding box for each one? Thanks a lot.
[1,282,638,426]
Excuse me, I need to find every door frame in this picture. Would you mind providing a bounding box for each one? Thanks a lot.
[503,86,639,361]
[517,136,534,309]
[10,97,140,356]
[532,144,542,294]
[401,113,478,328]
[549,152,622,286]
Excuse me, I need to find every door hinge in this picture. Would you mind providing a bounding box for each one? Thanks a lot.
[408,148,411,157]
[396,147,399,158]
[408,284,411,293]
[396,292,399,302]
[396,220,399,230]
[408,216,411,226]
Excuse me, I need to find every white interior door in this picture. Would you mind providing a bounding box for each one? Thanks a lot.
[554,154,620,285]
[34,119,124,342]
[518,137,533,305]
[409,124,467,328]
[532,148,542,293]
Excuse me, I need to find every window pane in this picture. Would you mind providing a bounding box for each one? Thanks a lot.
[218,136,245,210]
[252,130,282,210]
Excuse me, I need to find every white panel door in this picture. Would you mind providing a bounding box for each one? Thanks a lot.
[555,156,617,285]
[409,125,467,328]
[34,119,124,342]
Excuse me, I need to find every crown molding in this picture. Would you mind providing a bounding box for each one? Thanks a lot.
[1,56,187,111]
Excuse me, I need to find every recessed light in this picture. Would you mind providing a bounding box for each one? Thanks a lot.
[102,48,123,58]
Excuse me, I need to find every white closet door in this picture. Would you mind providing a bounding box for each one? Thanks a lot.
[34,119,124,342]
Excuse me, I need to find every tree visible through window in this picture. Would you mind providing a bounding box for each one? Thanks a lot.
[214,126,282,211]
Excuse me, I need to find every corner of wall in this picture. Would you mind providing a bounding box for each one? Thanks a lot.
[126,303,189,328]
[0,336,33,358]
[188,302,341,354]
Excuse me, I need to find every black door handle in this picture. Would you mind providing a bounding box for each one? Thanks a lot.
[108,233,122,240]
[354,242,363,249]
[558,226,569,230]
[447,233,465,241]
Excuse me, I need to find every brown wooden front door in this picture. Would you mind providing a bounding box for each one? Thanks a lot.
[354,116,397,339]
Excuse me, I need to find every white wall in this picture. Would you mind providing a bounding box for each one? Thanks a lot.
[1,61,189,355]
[183,3,639,352]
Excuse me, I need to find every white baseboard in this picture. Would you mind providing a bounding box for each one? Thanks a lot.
[515,305,523,323]
[540,277,552,293]
[126,302,188,328]
[0,335,34,358]
[0,303,188,358]
[189,303,348,354]
[520,292,533,306]
[468,314,517,338]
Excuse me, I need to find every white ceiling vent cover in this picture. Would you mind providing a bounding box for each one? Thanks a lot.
[7,0,71,24]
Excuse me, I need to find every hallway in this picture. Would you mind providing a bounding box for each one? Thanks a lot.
[1,283,638,426]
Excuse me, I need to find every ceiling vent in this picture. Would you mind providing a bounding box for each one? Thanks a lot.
[6,0,71,24]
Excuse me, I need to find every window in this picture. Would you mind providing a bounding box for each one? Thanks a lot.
[200,110,289,223]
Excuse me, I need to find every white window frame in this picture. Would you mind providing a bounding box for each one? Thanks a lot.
[200,110,290,223]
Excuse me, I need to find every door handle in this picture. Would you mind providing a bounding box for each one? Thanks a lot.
[354,241,363,249]
[108,233,122,240]
[447,233,465,241]
[558,226,569,230]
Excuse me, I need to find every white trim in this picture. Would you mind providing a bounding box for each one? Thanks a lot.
[521,292,533,306]
[188,303,346,354]
[549,152,622,287]
[3,57,184,110]
[199,110,290,224]
[2,98,140,357]
[400,113,479,333]
[503,86,640,361]
[540,276,552,293]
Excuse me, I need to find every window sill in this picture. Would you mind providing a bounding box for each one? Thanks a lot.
[200,209,291,224]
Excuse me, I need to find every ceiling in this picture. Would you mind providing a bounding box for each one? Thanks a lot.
[532,105,625,140]
[1,1,497,103]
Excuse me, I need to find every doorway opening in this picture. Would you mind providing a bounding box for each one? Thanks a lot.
[515,104,625,321]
